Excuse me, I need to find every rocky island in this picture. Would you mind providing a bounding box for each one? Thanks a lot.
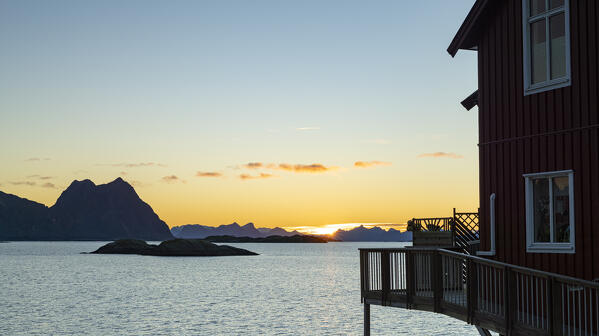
[90,239,258,256]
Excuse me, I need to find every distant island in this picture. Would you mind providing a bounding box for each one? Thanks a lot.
[0,178,173,241]
[171,222,412,242]
[329,225,412,242]
[203,234,330,243]
[91,239,258,256]
[171,222,302,239]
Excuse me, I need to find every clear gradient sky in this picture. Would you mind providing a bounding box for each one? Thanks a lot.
[0,0,479,232]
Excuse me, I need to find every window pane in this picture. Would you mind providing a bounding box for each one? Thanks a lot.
[550,0,564,9]
[530,0,546,16]
[550,13,566,79]
[553,176,570,242]
[533,178,550,242]
[531,20,547,84]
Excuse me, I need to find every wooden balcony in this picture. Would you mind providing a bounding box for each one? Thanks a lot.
[360,248,599,336]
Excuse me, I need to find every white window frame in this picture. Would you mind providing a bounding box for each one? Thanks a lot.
[523,170,575,253]
[522,0,571,95]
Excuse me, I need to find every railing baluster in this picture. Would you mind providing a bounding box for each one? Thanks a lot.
[534,277,541,328]
[577,290,582,336]
[568,284,571,336]
[584,288,587,336]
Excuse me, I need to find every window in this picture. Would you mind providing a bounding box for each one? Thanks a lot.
[523,0,571,95]
[524,170,575,253]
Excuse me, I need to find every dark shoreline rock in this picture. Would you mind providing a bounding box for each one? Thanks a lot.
[90,239,258,256]
[204,234,330,243]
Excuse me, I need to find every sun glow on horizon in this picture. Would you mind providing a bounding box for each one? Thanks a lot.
[288,223,406,236]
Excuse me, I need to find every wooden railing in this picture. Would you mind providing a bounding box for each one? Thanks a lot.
[360,248,599,336]
[410,210,480,253]
[411,217,453,231]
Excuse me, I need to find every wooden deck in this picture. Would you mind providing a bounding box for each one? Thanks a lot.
[360,248,599,336]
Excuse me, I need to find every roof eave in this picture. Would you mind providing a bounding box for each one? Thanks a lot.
[447,0,493,57]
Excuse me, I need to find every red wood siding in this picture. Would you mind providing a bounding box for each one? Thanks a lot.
[476,0,599,280]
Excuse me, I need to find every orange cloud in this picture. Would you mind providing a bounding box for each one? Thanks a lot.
[243,162,263,169]
[276,163,335,173]
[239,173,274,180]
[241,162,336,173]
[354,161,392,168]
[42,182,56,188]
[418,152,463,159]
[196,171,223,178]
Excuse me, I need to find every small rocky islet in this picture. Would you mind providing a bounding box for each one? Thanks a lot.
[90,238,258,256]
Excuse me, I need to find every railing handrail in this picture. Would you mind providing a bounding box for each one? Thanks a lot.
[360,247,599,289]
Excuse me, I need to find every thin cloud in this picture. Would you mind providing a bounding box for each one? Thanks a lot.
[364,139,391,145]
[354,161,392,168]
[24,158,50,162]
[120,171,127,175]
[296,127,320,131]
[130,180,145,188]
[240,173,274,180]
[99,162,167,168]
[243,162,264,169]
[41,182,56,189]
[10,181,36,186]
[196,171,223,178]
[161,175,180,183]
[418,152,464,159]
[27,175,53,180]
[277,163,335,173]
[241,162,337,173]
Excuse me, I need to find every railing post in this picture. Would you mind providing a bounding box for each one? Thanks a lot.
[432,250,442,313]
[467,258,478,325]
[360,250,366,301]
[549,277,563,336]
[381,251,390,306]
[406,250,415,308]
[505,267,516,335]
[364,303,370,336]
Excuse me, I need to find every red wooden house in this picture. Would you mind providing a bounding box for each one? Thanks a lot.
[449,0,598,281]
[359,1,599,335]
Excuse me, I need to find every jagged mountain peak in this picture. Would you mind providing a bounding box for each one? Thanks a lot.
[242,222,256,229]
[1,177,173,241]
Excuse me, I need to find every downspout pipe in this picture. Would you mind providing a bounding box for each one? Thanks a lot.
[477,193,496,256]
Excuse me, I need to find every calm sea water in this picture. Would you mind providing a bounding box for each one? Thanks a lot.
[0,242,481,335]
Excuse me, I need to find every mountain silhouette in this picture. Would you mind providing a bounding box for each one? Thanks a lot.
[0,178,173,241]
[330,225,412,242]
[171,223,302,239]
[0,191,56,240]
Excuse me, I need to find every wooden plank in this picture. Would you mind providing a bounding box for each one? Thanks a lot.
[591,128,599,279]
[497,142,505,261]
[581,129,592,280]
